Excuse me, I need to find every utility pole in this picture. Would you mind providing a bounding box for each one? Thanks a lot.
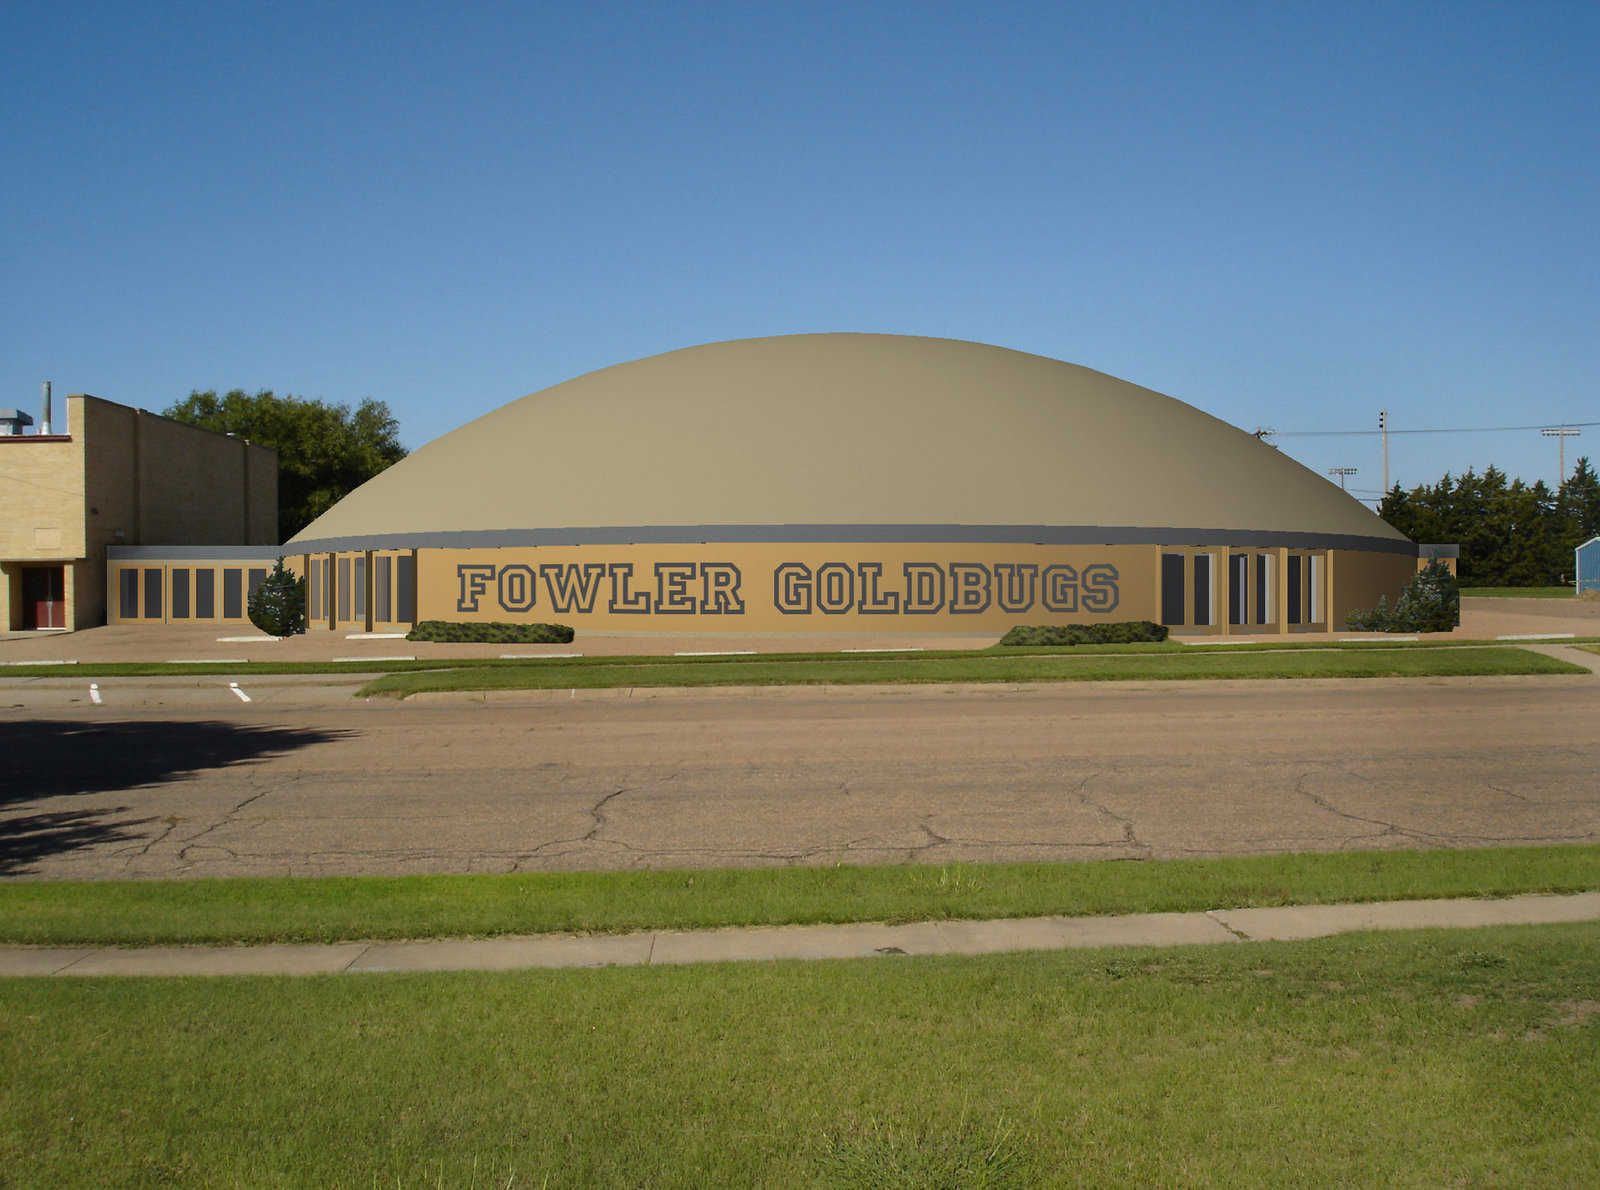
[1541,426,1581,488]
[1327,466,1358,491]
[1379,410,1389,497]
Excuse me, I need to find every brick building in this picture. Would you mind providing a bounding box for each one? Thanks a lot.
[1,392,276,631]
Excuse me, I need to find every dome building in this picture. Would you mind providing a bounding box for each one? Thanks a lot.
[279,333,1417,636]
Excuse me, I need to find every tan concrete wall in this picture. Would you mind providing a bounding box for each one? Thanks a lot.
[1331,549,1417,628]
[384,543,1158,634]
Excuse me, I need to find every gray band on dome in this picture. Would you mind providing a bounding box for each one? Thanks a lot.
[287,524,1418,556]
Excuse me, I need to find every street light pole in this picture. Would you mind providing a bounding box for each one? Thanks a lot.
[1327,466,1358,491]
[1541,426,1581,488]
[1379,410,1389,496]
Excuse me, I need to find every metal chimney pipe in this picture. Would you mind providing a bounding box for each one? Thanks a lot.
[41,381,52,435]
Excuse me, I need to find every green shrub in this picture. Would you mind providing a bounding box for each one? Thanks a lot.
[246,557,306,637]
[407,620,575,644]
[998,621,1169,646]
[1346,559,1460,632]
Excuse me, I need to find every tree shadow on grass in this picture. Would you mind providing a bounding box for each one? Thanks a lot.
[0,720,351,875]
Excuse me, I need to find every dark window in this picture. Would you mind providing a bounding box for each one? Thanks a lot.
[120,569,138,619]
[248,568,267,604]
[353,556,367,619]
[143,569,163,621]
[1160,554,1185,626]
[1256,554,1270,624]
[223,569,243,619]
[1286,556,1303,624]
[196,569,215,618]
[1192,554,1212,626]
[338,558,351,623]
[375,556,392,623]
[396,555,416,623]
[171,569,190,619]
[1229,554,1247,626]
[307,559,319,621]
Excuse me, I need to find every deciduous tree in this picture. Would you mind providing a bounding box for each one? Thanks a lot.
[164,390,407,538]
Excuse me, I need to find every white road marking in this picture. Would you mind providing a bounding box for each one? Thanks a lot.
[216,636,279,643]
[1339,636,1419,643]
[332,655,416,662]
[0,658,77,666]
[229,682,252,703]
[345,632,409,639]
[89,683,102,705]
[1496,633,1576,641]
[499,652,584,659]
[166,658,249,664]
[673,650,758,656]
[840,647,925,653]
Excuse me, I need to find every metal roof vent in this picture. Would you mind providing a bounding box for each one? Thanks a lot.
[0,409,34,436]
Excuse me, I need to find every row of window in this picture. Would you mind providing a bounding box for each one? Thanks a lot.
[117,566,267,622]
[306,553,416,627]
[1160,552,1323,628]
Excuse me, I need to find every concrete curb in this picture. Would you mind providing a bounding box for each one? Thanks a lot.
[2,892,1596,979]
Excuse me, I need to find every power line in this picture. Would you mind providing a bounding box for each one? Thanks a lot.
[1272,420,1600,438]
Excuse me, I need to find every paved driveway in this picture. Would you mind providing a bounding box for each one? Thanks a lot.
[3,673,1596,880]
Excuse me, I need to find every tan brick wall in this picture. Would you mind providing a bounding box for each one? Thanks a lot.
[93,400,278,545]
[0,435,85,561]
[0,419,84,629]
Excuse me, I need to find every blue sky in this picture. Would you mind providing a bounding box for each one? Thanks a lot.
[4,1,1596,506]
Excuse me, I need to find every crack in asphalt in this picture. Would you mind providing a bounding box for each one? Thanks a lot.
[175,790,271,863]
[1070,771,1153,859]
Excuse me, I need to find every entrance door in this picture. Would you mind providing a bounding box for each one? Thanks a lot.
[23,566,66,629]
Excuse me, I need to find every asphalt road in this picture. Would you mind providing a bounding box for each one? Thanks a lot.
[3,674,1598,880]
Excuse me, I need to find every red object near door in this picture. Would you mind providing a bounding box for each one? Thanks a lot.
[23,566,66,629]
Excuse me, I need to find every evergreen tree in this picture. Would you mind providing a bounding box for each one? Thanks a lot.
[248,558,307,637]
[1377,459,1598,588]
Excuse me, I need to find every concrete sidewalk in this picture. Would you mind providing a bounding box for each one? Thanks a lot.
[5,892,1597,978]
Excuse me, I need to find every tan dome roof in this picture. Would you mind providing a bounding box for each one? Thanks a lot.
[290,334,1411,552]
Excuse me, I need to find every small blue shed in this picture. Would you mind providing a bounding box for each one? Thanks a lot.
[1578,536,1600,594]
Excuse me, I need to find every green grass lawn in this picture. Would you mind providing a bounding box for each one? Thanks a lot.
[2,636,1594,683]
[4,845,1596,947]
[2,922,1595,1187]
[1460,586,1575,598]
[358,644,1582,696]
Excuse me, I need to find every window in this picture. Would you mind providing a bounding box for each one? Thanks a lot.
[1256,554,1272,624]
[1192,554,1213,626]
[196,569,215,618]
[374,556,392,623]
[143,569,163,621]
[353,556,367,619]
[1161,554,1185,626]
[223,569,243,619]
[1229,553,1247,626]
[1286,556,1303,625]
[171,569,190,619]
[337,558,351,623]
[1309,555,1324,624]
[120,569,138,619]
[396,555,416,623]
